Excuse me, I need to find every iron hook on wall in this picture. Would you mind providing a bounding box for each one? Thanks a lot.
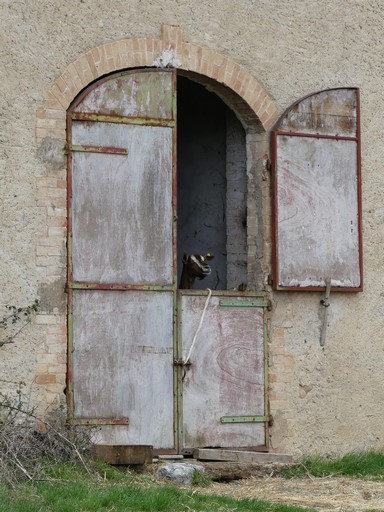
[320,278,332,347]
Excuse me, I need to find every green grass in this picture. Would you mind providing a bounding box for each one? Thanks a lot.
[191,468,213,487]
[0,462,316,512]
[0,483,317,512]
[282,451,384,480]
[2,452,383,511]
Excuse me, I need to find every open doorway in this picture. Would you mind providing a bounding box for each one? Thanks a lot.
[177,75,247,291]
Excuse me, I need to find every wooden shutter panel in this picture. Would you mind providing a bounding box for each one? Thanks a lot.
[272,88,362,291]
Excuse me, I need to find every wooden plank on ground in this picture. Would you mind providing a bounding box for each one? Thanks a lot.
[194,449,293,464]
[92,444,153,465]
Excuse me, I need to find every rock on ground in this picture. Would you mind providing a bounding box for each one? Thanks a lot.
[156,463,205,485]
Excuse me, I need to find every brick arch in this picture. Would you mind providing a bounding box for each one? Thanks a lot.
[36,25,278,144]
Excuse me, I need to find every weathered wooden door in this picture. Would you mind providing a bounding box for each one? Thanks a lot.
[67,68,268,453]
[179,292,268,452]
[67,69,177,450]
[272,88,362,291]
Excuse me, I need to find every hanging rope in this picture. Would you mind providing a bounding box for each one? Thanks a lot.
[184,288,212,365]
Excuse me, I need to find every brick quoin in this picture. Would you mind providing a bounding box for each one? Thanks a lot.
[35,24,279,411]
[35,374,57,385]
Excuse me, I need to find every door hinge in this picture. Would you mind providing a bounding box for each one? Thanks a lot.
[65,143,128,155]
[219,299,270,308]
[220,415,270,424]
[67,417,129,426]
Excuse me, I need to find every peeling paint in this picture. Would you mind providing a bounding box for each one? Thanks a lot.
[153,46,181,68]
[37,277,66,314]
[37,137,66,171]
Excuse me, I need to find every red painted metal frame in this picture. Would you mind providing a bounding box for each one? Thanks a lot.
[171,70,179,453]
[271,87,363,292]
[66,68,178,434]
[66,109,75,420]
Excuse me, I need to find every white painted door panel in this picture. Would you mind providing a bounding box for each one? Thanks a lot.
[181,294,266,449]
[72,290,174,448]
[71,123,173,285]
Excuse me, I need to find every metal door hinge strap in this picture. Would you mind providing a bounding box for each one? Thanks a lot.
[68,417,129,426]
[65,143,128,155]
[70,112,175,127]
[219,299,270,308]
[67,282,173,291]
[220,415,269,424]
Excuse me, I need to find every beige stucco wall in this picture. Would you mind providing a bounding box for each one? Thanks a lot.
[1,0,383,457]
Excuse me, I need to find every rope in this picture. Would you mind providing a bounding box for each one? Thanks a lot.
[184,288,212,365]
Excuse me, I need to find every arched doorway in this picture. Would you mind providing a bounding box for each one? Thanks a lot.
[67,68,269,454]
[177,75,247,290]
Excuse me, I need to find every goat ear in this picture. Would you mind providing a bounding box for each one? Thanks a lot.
[205,252,214,260]
[182,252,188,264]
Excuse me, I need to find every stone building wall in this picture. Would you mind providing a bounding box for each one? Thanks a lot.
[1,0,383,456]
